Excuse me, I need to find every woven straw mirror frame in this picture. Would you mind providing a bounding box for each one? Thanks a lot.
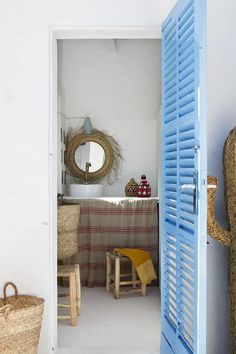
[66,133,114,182]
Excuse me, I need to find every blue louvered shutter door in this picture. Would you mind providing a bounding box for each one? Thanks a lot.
[160,0,207,353]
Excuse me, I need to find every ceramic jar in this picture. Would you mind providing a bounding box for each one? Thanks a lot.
[138,175,151,197]
[125,178,139,197]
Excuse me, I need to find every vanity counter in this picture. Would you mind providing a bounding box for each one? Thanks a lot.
[63,196,159,202]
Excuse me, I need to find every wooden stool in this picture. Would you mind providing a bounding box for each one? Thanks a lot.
[57,264,81,326]
[106,252,146,299]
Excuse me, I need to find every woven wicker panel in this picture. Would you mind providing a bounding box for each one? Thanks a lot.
[207,175,230,246]
[223,127,236,353]
[207,126,236,352]
[57,204,80,260]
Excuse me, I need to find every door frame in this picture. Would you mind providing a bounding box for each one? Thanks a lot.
[49,25,162,351]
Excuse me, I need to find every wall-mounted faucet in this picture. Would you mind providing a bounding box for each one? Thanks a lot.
[85,162,91,184]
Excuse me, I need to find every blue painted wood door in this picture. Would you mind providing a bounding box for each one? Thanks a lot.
[160,0,207,353]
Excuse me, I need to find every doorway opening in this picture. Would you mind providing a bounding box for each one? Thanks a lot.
[50,26,162,354]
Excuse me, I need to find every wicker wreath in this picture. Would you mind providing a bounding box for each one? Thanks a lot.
[66,132,114,183]
[65,124,124,185]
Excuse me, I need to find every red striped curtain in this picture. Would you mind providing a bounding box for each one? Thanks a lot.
[65,199,159,287]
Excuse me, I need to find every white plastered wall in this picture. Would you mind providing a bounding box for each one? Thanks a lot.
[58,38,161,197]
[0,0,235,352]
[206,0,236,353]
[0,1,176,353]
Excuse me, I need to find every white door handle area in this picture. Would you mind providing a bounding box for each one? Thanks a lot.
[179,184,195,192]
[179,179,197,214]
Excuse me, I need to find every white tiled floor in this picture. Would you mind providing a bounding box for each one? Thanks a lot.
[57,286,161,354]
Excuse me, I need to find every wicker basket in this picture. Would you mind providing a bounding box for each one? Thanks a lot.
[0,282,44,354]
[57,204,80,260]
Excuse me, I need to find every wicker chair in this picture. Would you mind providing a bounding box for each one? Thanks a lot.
[57,204,81,326]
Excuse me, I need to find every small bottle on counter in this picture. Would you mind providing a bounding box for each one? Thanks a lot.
[138,175,151,198]
[125,178,139,197]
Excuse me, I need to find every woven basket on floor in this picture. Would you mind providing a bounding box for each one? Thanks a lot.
[0,282,44,354]
[57,204,80,260]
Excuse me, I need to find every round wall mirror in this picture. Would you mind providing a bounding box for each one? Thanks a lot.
[66,133,114,182]
[75,142,105,172]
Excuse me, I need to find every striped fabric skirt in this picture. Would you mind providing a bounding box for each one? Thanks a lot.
[63,199,159,287]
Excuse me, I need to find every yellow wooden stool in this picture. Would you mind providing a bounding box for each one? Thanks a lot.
[57,264,81,326]
[106,252,146,299]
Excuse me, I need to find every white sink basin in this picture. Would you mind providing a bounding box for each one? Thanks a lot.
[69,184,103,198]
